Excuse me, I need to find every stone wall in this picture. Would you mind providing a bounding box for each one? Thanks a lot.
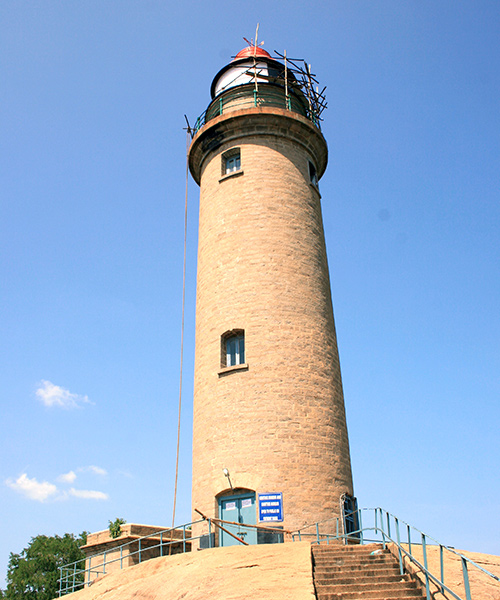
[189,107,354,542]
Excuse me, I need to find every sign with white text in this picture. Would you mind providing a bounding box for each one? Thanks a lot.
[258,492,283,522]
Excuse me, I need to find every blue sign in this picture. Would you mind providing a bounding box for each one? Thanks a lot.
[258,492,283,522]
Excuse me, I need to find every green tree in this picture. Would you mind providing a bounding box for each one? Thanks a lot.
[3,532,87,600]
[108,518,126,539]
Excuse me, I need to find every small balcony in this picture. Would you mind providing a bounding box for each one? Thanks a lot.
[192,82,322,135]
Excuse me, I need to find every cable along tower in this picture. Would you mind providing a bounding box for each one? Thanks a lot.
[188,42,355,547]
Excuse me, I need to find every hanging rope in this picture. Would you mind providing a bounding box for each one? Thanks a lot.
[170,129,190,547]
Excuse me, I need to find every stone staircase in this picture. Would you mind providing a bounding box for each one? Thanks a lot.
[312,543,426,600]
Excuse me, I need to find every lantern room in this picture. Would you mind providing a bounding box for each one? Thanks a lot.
[192,45,327,134]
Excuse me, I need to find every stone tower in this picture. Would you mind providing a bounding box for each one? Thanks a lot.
[188,45,354,545]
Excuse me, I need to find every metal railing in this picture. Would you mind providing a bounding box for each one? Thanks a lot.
[192,83,320,136]
[58,516,283,595]
[59,508,499,600]
[58,521,200,596]
[292,516,342,544]
[296,507,499,600]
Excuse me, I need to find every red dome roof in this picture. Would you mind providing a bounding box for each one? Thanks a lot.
[233,46,272,61]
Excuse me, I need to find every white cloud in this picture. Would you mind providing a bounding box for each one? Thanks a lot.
[6,473,57,502]
[58,470,77,483]
[6,473,109,503]
[117,469,133,479]
[69,488,109,501]
[36,380,91,409]
[57,466,107,484]
[86,465,107,476]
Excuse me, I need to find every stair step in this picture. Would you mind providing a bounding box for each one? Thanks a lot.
[312,545,425,600]
[314,557,396,568]
[317,593,425,600]
[316,580,418,591]
[313,548,389,557]
[313,550,385,559]
[315,587,425,600]
[314,566,401,577]
[314,555,394,563]
[314,573,410,586]
[313,543,382,551]
[314,551,390,558]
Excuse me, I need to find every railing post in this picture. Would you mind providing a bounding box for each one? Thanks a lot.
[72,561,77,593]
[316,523,320,545]
[395,517,403,576]
[358,509,363,544]
[386,512,391,539]
[336,517,339,539]
[208,519,213,548]
[160,531,164,557]
[407,524,412,555]
[120,544,123,569]
[139,538,142,563]
[461,556,472,600]
[379,509,387,549]
[440,544,445,594]
[183,525,186,553]
[58,567,63,597]
[422,534,430,600]
[87,556,91,587]
[219,97,223,116]
[103,552,106,575]
[380,509,387,550]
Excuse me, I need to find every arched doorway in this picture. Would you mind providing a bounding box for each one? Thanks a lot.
[218,490,257,546]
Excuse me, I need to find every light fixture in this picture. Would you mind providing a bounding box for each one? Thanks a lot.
[223,468,234,491]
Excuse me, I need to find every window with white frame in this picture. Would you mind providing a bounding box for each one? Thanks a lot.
[222,149,241,175]
[221,330,245,367]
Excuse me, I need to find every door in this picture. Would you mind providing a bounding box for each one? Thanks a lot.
[343,495,360,541]
[219,492,257,546]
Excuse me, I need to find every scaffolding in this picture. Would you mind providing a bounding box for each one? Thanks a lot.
[188,48,328,137]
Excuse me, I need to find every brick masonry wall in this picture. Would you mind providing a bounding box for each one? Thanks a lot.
[190,108,354,540]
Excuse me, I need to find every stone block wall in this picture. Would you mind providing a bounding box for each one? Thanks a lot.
[189,107,353,543]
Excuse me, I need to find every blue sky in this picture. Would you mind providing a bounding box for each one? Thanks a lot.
[1,0,499,585]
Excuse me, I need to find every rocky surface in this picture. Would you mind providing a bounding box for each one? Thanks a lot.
[63,541,315,600]
[393,543,500,600]
[59,540,500,600]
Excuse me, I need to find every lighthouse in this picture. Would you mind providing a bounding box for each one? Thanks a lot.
[188,43,354,546]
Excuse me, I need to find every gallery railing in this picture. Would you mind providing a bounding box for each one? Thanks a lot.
[191,82,321,136]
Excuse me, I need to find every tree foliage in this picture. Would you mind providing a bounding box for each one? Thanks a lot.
[108,518,126,539]
[3,532,87,600]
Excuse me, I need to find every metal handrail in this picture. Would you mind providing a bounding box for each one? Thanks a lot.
[369,507,499,600]
[58,520,201,596]
[58,516,285,596]
[292,516,341,544]
[191,82,320,136]
[294,507,499,600]
[58,508,499,599]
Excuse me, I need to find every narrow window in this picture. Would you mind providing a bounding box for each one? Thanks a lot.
[221,330,245,368]
[222,149,241,176]
[309,161,318,186]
